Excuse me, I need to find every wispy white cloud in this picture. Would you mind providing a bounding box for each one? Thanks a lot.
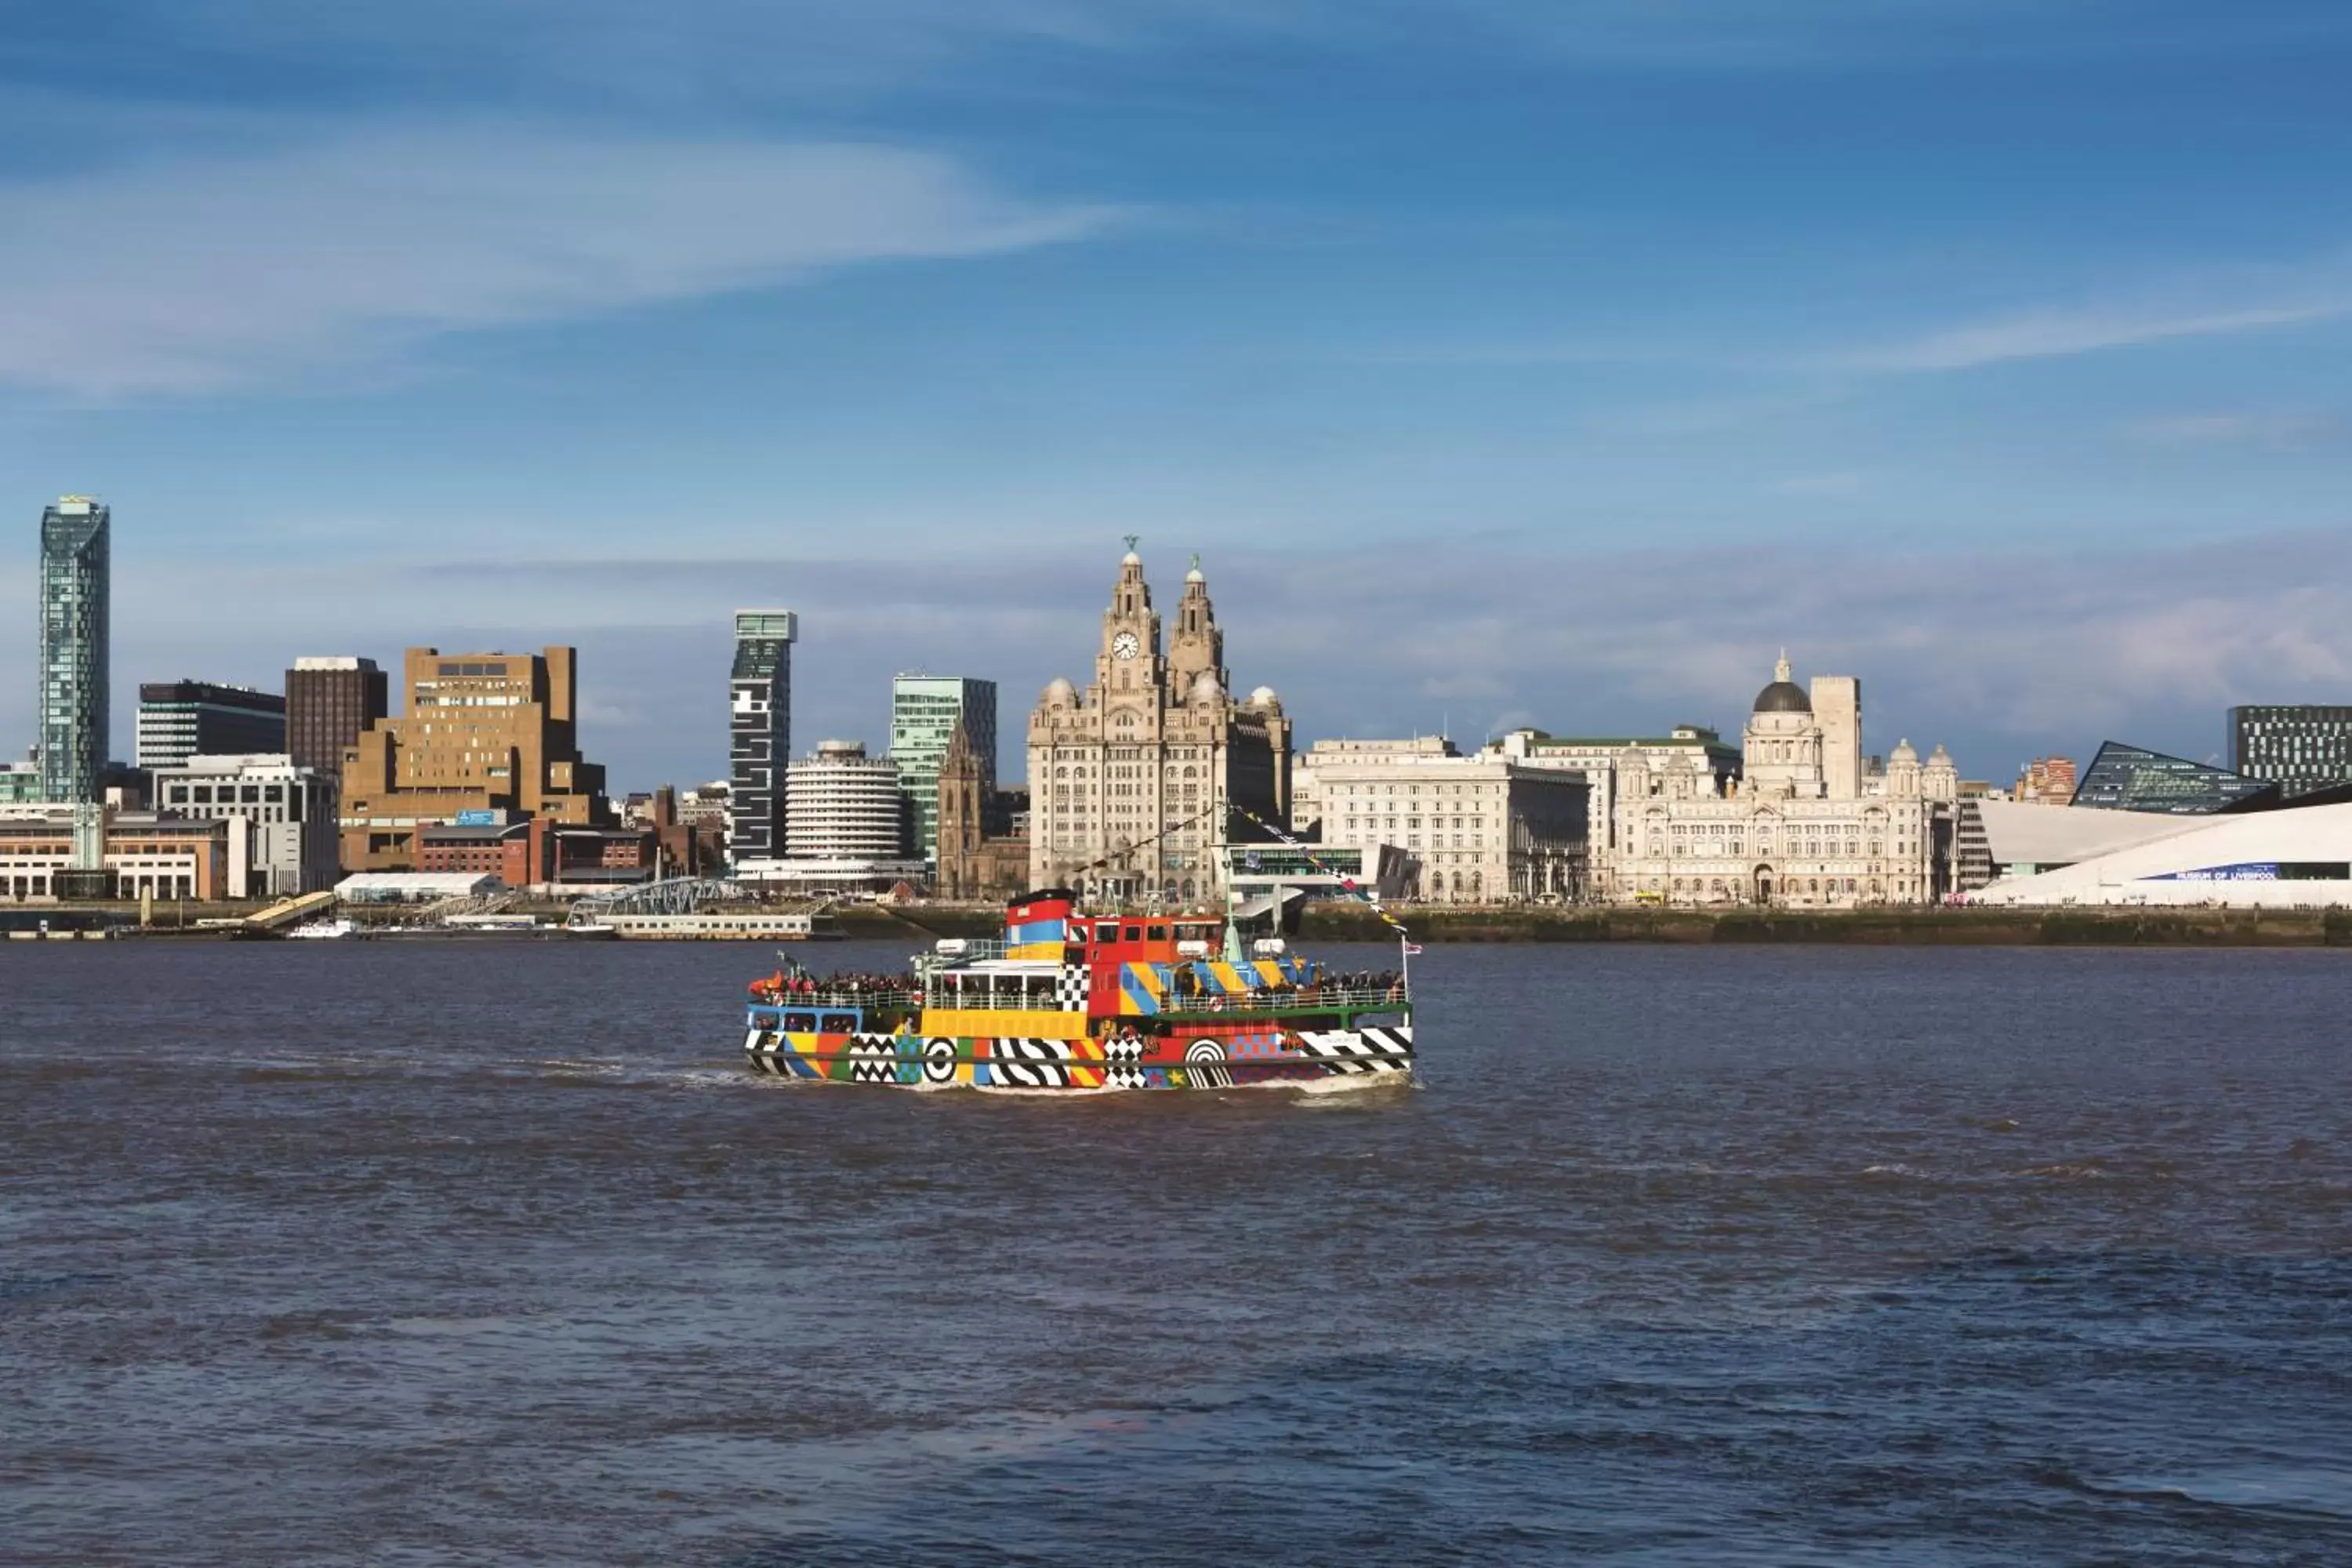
[2125,409,2345,448]
[1845,296,2352,372]
[0,124,1117,397]
[1773,471,1866,497]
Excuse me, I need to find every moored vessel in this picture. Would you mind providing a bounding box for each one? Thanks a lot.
[742,889,1413,1091]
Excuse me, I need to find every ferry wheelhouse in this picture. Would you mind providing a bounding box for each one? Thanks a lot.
[743,889,1414,1091]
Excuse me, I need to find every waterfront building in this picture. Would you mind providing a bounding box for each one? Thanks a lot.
[728,609,797,862]
[38,496,110,803]
[785,741,910,861]
[135,681,286,770]
[935,718,1029,900]
[2229,706,2352,799]
[415,818,655,890]
[2014,755,2079,804]
[0,806,229,902]
[1298,736,1588,902]
[148,753,338,896]
[1605,655,1960,907]
[1484,726,1740,902]
[338,646,612,872]
[0,757,41,804]
[1971,800,2352,908]
[1027,549,1293,906]
[891,674,996,864]
[2071,741,2277,815]
[285,656,387,794]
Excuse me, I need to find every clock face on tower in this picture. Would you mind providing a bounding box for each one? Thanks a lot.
[1112,632,1141,660]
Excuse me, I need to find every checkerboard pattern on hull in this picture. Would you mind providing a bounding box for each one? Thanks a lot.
[744,1022,1413,1091]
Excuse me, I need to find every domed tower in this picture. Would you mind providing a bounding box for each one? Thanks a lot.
[1166,554,1227,701]
[1742,652,1827,799]
[1922,742,1958,803]
[1887,737,1921,799]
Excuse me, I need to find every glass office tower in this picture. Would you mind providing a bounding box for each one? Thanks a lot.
[890,675,996,864]
[2071,741,2278,815]
[38,496,111,802]
[728,610,797,862]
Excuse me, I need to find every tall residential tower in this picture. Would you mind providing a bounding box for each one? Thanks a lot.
[728,609,797,862]
[38,496,111,802]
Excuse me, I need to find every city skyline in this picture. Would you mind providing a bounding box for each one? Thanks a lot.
[4,4,2351,785]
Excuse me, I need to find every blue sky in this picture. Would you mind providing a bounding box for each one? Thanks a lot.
[4,0,2350,786]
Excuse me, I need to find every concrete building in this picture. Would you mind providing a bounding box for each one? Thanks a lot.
[1028,549,1293,906]
[1607,654,1960,907]
[1969,801,2352,908]
[728,609,797,862]
[1295,737,1588,902]
[935,718,1029,900]
[891,674,996,864]
[1484,726,1740,902]
[783,741,909,861]
[149,753,339,896]
[135,681,286,770]
[0,806,230,902]
[286,656,388,795]
[38,496,110,803]
[2230,706,2352,799]
[339,646,612,871]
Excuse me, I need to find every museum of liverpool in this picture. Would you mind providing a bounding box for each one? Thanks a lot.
[1965,741,2352,909]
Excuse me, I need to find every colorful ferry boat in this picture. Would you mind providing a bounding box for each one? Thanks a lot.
[742,889,1414,1091]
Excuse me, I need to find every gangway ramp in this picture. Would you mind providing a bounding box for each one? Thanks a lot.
[245,891,336,932]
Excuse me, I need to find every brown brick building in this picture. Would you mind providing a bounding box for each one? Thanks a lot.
[286,656,389,799]
[339,647,613,872]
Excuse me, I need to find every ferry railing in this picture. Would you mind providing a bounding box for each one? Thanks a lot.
[748,987,924,1012]
[1158,984,1410,1015]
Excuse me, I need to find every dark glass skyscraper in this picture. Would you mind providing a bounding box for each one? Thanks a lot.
[728,609,797,862]
[2071,741,2278,815]
[2230,705,2352,798]
[38,496,110,802]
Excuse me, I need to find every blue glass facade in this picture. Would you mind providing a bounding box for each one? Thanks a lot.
[2071,742,2279,815]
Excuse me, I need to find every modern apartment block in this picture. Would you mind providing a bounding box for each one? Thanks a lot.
[134,681,287,769]
[149,753,339,896]
[38,496,110,802]
[891,673,996,863]
[785,740,910,861]
[285,656,389,790]
[338,646,612,870]
[728,609,797,862]
[2230,705,2352,798]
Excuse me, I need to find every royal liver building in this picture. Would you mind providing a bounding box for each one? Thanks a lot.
[1609,654,1960,906]
[1028,548,1292,906]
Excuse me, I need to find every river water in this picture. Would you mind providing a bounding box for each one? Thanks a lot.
[5,941,2350,1564]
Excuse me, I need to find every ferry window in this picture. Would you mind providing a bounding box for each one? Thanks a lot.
[1147,924,1167,942]
[782,1011,817,1032]
[1124,924,1143,942]
[820,1013,856,1032]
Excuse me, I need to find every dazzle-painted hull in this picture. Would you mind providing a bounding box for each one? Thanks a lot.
[742,1023,1414,1091]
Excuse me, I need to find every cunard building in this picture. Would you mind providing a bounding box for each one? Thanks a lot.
[1028,547,1292,906]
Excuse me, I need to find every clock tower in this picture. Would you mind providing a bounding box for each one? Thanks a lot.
[1027,545,1293,906]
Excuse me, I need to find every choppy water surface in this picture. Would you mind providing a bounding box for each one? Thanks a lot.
[5,941,2350,1564]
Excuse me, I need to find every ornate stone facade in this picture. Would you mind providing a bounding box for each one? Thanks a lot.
[1027,550,1291,905]
[1610,655,1959,907]
[935,718,1029,900]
